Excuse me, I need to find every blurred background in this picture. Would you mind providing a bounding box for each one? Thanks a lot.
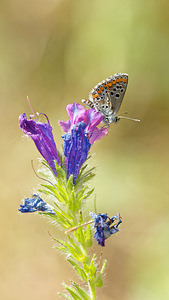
[1,0,169,299]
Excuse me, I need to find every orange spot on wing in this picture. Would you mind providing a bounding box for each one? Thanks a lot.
[124,79,127,83]
[97,89,101,94]
[100,87,104,91]
[108,82,112,87]
[120,78,123,82]
[93,94,98,99]
[112,80,116,84]
[116,78,119,82]
[104,84,107,88]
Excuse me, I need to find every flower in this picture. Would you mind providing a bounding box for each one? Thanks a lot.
[62,122,91,183]
[60,102,108,145]
[90,213,122,246]
[60,103,108,183]
[19,102,107,184]
[19,113,60,176]
[18,194,55,214]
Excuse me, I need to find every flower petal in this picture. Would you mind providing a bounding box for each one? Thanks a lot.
[85,109,103,132]
[66,102,85,125]
[19,113,60,175]
[59,119,71,133]
[62,122,91,183]
[18,194,55,214]
[89,127,108,145]
[90,213,122,246]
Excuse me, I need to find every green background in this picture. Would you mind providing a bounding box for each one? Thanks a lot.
[1,0,169,299]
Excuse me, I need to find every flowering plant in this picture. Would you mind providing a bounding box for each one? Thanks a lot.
[19,100,122,299]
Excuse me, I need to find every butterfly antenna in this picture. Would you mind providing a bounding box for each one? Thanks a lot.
[118,115,140,122]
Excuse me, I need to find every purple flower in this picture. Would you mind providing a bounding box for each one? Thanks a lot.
[60,103,108,183]
[19,194,55,214]
[19,102,107,184]
[90,213,122,246]
[62,122,91,183]
[60,102,108,145]
[19,113,60,176]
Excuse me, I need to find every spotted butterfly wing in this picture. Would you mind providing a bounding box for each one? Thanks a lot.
[82,73,128,125]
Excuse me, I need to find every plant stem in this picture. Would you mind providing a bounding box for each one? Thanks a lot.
[88,280,96,300]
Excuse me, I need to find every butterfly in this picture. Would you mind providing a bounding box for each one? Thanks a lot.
[82,73,128,125]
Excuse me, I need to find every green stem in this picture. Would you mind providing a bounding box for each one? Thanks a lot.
[88,280,96,300]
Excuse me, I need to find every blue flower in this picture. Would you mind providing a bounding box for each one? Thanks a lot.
[62,122,91,183]
[90,213,122,246]
[19,113,60,176]
[18,194,55,215]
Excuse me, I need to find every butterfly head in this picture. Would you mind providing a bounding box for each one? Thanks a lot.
[103,114,120,125]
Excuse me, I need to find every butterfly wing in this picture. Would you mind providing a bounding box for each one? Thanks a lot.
[107,73,128,115]
[82,73,128,124]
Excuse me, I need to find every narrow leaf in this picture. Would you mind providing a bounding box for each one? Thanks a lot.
[67,259,87,281]
[72,282,89,300]
[63,284,82,300]
[85,224,92,248]
[89,254,96,280]
[57,292,73,300]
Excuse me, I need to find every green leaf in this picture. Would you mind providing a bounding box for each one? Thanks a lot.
[75,164,96,188]
[83,263,89,275]
[67,259,87,281]
[75,187,87,211]
[54,210,72,228]
[40,184,66,203]
[68,188,76,212]
[72,282,89,300]
[37,189,54,196]
[54,202,73,223]
[77,227,86,246]
[85,188,94,199]
[100,259,107,275]
[57,292,73,299]
[95,259,107,288]
[76,187,87,201]
[85,224,93,248]
[67,236,84,260]
[55,183,69,203]
[55,246,69,254]
[41,159,52,171]
[82,173,95,184]
[83,167,96,177]
[66,175,74,193]
[75,164,88,184]
[63,284,82,300]
[94,275,103,288]
[54,161,67,183]
[89,254,96,280]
